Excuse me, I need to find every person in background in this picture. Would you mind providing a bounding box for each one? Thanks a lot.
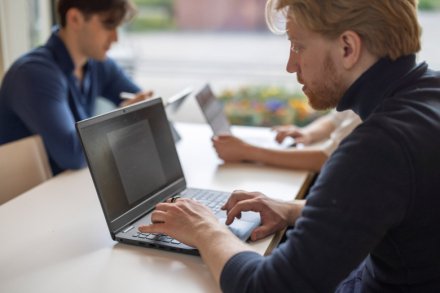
[139,0,440,292]
[0,0,151,175]
[213,110,361,171]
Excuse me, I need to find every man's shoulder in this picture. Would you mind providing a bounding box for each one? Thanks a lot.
[0,47,68,99]
[6,47,63,82]
[338,101,440,172]
[15,46,56,66]
[332,114,411,171]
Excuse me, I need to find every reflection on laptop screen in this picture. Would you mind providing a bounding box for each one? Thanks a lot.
[107,120,167,205]
[78,99,183,221]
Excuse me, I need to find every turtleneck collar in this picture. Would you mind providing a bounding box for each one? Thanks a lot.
[337,54,427,120]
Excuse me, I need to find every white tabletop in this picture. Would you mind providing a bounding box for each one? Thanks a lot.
[0,123,311,293]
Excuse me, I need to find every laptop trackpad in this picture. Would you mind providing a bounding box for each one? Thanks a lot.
[218,217,259,241]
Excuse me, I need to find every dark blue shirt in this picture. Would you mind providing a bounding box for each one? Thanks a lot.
[0,29,140,174]
[220,55,440,292]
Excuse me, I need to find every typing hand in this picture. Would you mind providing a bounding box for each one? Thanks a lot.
[272,125,313,145]
[222,190,303,241]
[138,198,229,248]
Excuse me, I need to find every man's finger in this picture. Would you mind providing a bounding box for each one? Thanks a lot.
[225,199,261,225]
[150,210,167,224]
[138,223,164,234]
[250,225,276,241]
[138,90,154,98]
[222,190,253,211]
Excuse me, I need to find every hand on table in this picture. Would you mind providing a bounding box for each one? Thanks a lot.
[272,125,313,145]
[212,134,253,162]
[119,90,154,107]
[222,190,304,241]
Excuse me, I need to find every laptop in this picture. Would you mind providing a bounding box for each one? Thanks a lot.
[195,84,296,149]
[120,87,192,143]
[164,87,193,143]
[76,98,260,255]
[165,86,193,114]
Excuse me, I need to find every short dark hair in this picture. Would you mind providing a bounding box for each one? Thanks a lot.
[57,0,136,28]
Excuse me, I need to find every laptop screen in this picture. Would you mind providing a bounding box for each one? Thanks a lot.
[165,86,192,114]
[195,84,231,135]
[77,99,184,223]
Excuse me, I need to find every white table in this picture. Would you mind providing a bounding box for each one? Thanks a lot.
[0,123,312,293]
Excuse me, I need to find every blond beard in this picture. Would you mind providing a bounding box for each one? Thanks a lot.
[306,54,347,111]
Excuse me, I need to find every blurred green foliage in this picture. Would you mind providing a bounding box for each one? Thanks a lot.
[134,0,173,6]
[218,86,327,127]
[127,14,175,31]
[127,0,174,31]
[419,0,440,10]
[127,0,439,31]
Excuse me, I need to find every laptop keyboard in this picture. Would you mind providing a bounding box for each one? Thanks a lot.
[190,189,228,213]
[132,188,229,245]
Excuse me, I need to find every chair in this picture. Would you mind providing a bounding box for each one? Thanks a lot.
[0,135,53,205]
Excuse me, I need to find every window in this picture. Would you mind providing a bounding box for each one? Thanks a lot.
[0,0,51,77]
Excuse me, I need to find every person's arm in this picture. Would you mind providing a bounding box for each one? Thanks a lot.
[219,124,411,292]
[8,61,85,171]
[119,91,154,107]
[138,193,305,284]
[142,123,411,292]
[96,58,152,106]
[212,135,328,171]
[273,111,338,145]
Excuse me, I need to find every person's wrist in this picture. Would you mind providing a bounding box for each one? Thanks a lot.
[286,200,305,226]
[193,222,231,249]
[196,225,238,255]
[236,143,256,161]
[247,144,266,162]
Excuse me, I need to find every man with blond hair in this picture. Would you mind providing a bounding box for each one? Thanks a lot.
[139,0,440,292]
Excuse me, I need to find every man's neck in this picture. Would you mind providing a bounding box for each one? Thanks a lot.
[345,50,379,90]
[58,28,87,80]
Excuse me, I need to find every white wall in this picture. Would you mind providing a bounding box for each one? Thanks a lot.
[0,0,51,80]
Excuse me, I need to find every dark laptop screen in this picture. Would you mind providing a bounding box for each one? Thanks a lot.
[78,99,183,222]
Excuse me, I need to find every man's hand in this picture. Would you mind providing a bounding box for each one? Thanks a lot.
[212,134,254,162]
[138,198,231,248]
[119,90,154,107]
[272,125,313,145]
[222,190,305,241]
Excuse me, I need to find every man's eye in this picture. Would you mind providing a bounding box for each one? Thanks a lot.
[291,44,301,54]
[102,20,118,30]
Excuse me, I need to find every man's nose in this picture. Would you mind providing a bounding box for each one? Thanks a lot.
[286,50,299,73]
[111,29,118,43]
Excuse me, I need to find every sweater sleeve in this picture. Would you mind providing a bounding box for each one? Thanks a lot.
[219,121,411,292]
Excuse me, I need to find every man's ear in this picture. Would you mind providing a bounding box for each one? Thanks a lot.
[65,8,85,30]
[338,30,362,70]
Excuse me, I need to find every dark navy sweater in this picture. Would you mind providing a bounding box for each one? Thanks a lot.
[220,55,440,292]
[0,29,140,174]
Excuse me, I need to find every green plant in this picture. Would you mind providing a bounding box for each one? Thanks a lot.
[134,0,173,7]
[418,0,440,10]
[128,0,175,31]
[126,14,175,31]
[218,86,326,127]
